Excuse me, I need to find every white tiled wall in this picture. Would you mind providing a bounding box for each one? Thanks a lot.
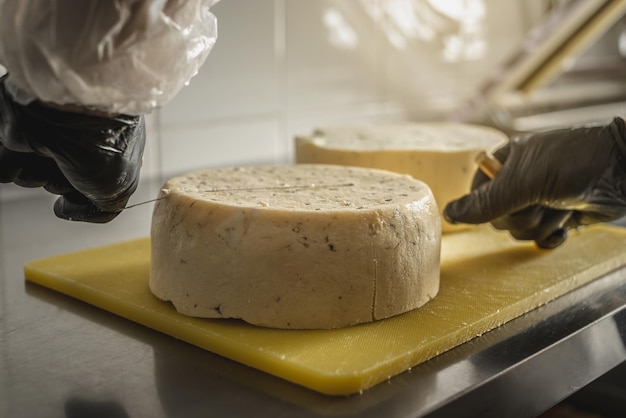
[1,0,549,202]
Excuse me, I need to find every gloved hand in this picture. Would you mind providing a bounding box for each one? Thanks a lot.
[0,74,146,223]
[444,117,626,249]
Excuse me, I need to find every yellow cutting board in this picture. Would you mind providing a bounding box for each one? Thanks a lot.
[24,224,626,396]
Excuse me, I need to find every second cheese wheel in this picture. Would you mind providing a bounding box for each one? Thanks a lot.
[150,164,441,330]
[295,123,508,233]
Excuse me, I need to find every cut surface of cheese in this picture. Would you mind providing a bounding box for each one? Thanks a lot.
[295,123,508,233]
[149,164,441,329]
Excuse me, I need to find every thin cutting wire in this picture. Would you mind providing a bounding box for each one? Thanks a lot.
[123,182,356,210]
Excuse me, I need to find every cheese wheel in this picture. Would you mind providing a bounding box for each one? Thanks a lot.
[295,123,508,233]
[149,164,441,329]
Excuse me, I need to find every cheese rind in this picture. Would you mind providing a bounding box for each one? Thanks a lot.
[149,164,441,329]
[295,123,508,233]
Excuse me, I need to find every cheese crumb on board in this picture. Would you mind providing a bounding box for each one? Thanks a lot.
[295,123,507,233]
[149,164,441,330]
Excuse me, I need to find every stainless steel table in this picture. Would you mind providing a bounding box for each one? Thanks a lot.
[2,183,626,418]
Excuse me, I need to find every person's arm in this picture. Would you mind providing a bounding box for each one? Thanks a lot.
[0,0,219,115]
[444,117,626,249]
[0,0,219,222]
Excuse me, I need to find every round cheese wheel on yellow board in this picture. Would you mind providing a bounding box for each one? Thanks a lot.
[295,123,508,233]
[150,164,441,329]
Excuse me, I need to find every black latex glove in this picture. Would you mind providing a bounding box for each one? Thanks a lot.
[444,117,626,249]
[0,74,146,223]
